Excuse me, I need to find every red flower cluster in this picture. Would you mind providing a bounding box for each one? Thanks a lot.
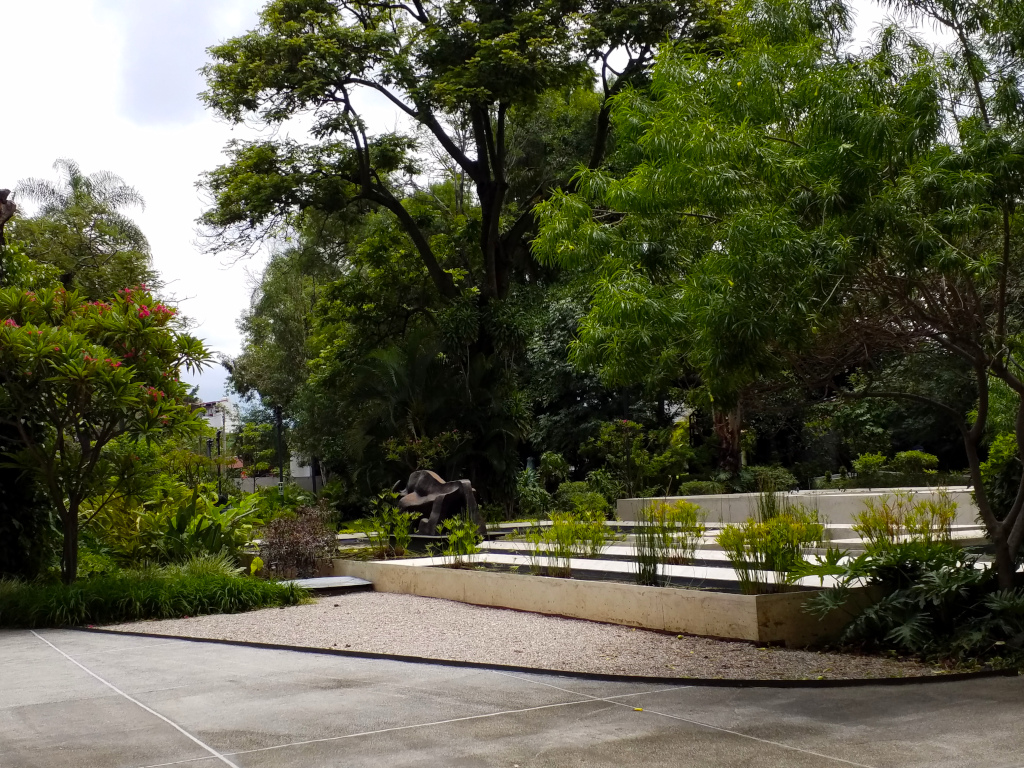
[3,318,17,328]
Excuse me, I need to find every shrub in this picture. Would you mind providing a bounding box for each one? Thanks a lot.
[734,465,798,493]
[675,480,725,496]
[516,467,551,518]
[538,451,570,488]
[852,452,888,476]
[890,450,939,475]
[584,468,624,504]
[554,481,611,520]
[0,562,307,628]
[717,505,825,594]
[799,542,1024,664]
[89,483,265,567]
[258,501,337,578]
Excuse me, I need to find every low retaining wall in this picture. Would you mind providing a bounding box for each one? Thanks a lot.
[617,488,978,525]
[332,559,870,647]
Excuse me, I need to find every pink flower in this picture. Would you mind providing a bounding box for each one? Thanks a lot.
[138,306,151,319]
[3,318,17,328]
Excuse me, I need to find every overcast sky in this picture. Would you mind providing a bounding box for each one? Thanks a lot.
[3,0,901,402]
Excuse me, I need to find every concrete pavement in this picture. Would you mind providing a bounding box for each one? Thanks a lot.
[1,628,1022,767]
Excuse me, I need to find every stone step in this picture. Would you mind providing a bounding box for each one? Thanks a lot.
[285,576,373,595]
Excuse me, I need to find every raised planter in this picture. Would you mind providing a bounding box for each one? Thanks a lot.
[332,558,875,648]
[617,487,978,525]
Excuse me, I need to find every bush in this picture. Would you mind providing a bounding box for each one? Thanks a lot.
[89,482,266,566]
[0,560,307,628]
[554,481,611,519]
[516,467,551,518]
[675,480,725,496]
[734,465,798,493]
[258,501,337,578]
[799,542,1024,664]
[852,452,888,476]
[890,450,939,474]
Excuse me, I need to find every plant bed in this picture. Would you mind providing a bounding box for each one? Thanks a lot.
[332,558,875,647]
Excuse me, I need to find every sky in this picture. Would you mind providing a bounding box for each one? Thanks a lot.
[3,0,905,402]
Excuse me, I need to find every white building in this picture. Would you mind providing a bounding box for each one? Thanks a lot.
[199,399,240,435]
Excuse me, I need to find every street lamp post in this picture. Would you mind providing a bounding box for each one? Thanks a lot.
[274,405,284,499]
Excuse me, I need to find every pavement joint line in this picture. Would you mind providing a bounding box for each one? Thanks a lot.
[489,670,878,768]
[137,698,602,767]
[29,630,243,768]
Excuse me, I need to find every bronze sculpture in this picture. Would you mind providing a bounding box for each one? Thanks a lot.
[397,470,487,536]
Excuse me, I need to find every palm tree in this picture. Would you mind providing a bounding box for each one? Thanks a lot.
[15,159,157,298]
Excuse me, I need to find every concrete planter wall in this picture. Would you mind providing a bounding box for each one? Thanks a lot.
[617,488,978,525]
[332,559,872,647]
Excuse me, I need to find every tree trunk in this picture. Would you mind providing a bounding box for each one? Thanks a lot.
[60,505,79,584]
[993,535,1016,590]
[713,405,742,475]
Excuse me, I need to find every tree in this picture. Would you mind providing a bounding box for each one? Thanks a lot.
[0,285,210,582]
[199,0,711,302]
[535,0,1024,585]
[12,159,157,300]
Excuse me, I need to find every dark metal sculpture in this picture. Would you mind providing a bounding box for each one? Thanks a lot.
[397,470,486,536]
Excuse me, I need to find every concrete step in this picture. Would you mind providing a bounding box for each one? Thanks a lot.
[285,576,373,595]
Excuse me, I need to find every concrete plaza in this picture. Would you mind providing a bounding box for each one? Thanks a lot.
[2,628,1022,767]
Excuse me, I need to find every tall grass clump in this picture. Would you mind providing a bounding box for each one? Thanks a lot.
[717,493,826,595]
[521,506,609,578]
[854,490,956,551]
[631,500,706,586]
[0,557,308,628]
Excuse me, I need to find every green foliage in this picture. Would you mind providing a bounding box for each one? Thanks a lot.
[521,505,610,577]
[675,480,725,496]
[12,158,157,300]
[853,491,956,552]
[978,433,1021,522]
[852,452,888,477]
[0,560,307,628]
[734,465,798,493]
[516,467,552,518]
[717,504,825,595]
[582,420,692,498]
[645,499,706,566]
[890,451,939,475]
[440,516,482,568]
[538,451,570,489]
[358,491,418,559]
[89,483,265,566]
[0,283,211,581]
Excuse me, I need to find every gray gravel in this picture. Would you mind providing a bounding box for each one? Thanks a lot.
[103,593,940,680]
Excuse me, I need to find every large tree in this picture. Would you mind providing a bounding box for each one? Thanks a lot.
[199,0,713,315]
[0,285,210,582]
[535,0,1024,585]
[12,159,158,300]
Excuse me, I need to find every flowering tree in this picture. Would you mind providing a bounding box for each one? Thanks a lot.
[0,285,210,582]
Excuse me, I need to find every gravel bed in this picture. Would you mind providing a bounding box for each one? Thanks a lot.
[102,593,940,680]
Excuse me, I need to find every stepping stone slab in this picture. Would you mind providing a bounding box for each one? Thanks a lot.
[285,576,373,595]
